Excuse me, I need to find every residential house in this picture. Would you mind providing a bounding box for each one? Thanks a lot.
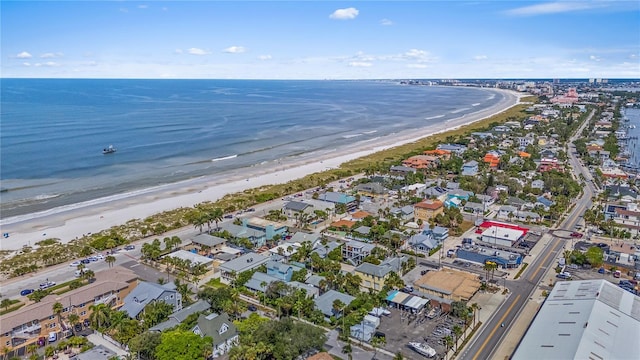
[535,196,555,211]
[531,179,545,190]
[266,260,298,282]
[422,226,449,242]
[401,155,440,169]
[421,186,448,201]
[354,263,394,291]
[193,313,239,357]
[436,143,467,155]
[538,158,562,172]
[461,160,479,176]
[342,240,376,265]
[268,243,301,260]
[446,189,474,208]
[407,234,441,254]
[506,197,527,210]
[498,205,518,220]
[218,252,271,285]
[516,211,542,223]
[149,300,211,332]
[318,192,358,212]
[286,232,320,245]
[390,205,415,222]
[244,272,280,293]
[355,182,388,197]
[483,153,500,169]
[314,290,356,320]
[121,281,182,319]
[463,202,485,214]
[283,201,314,219]
[389,165,417,177]
[218,222,267,248]
[311,241,342,259]
[0,267,137,354]
[350,226,372,241]
[244,217,288,241]
[414,200,444,224]
[189,233,226,254]
[77,346,117,360]
[423,149,452,160]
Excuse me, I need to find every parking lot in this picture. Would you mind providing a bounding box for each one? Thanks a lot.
[376,306,464,359]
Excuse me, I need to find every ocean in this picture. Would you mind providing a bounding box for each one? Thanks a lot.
[0,79,506,218]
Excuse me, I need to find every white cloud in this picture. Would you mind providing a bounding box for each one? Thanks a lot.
[380,18,393,26]
[34,62,60,67]
[349,61,372,67]
[187,48,209,55]
[407,64,427,68]
[589,55,601,61]
[473,55,488,60]
[329,7,359,20]
[40,52,63,58]
[505,1,606,16]
[404,49,428,59]
[16,51,32,59]
[224,46,246,54]
[258,55,272,60]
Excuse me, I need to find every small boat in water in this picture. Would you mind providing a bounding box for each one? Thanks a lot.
[408,342,436,358]
[102,145,117,154]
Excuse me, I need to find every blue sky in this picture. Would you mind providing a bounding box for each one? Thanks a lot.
[2,1,639,79]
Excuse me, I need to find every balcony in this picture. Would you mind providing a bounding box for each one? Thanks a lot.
[94,293,116,306]
[12,323,41,339]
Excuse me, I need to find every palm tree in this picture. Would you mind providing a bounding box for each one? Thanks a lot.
[45,346,55,359]
[105,255,116,268]
[470,303,479,327]
[89,303,111,330]
[52,301,64,327]
[68,313,80,334]
[453,325,463,352]
[26,344,38,358]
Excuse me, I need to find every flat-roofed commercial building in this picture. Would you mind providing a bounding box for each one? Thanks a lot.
[480,226,524,247]
[512,279,640,360]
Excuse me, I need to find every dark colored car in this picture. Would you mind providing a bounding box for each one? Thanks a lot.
[74,323,83,333]
[570,232,583,238]
[224,214,233,219]
[20,289,34,296]
[248,305,258,311]
[80,259,91,264]
[124,244,135,250]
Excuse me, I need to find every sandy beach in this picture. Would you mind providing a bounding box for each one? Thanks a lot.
[0,88,524,251]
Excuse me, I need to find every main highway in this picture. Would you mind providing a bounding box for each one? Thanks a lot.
[459,110,597,360]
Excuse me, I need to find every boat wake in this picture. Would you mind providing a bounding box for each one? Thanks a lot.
[211,154,238,162]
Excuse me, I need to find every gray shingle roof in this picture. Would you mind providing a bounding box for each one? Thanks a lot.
[149,300,211,332]
[284,201,312,212]
[355,262,393,278]
[245,272,280,292]
[191,233,226,247]
[219,252,270,273]
[314,290,356,317]
[121,281,179,318]
[194,313,238,346]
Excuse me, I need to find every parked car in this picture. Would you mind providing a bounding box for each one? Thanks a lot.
[20,289,34,296]
[224,214,233,219]
[248,305,258,311]
[598,267,606,274]
[88,257,98,262]
[40,281,56,289]
[80,259,91,264]
[570,232,583,238]
[124,244,135,250]
[95,254,104,260]
[69,261,81,267]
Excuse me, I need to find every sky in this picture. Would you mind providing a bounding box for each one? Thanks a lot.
[1,1,639,79]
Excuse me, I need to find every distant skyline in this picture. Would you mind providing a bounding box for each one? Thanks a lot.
[2,1,639,79]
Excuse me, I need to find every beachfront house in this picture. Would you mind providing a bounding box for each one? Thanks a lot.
[188,233,226,255]
[436,143,467,155]
[318,192,357,212]
[244,217,287,241]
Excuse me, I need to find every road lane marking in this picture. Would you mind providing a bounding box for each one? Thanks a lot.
[472,294,522,360]
[528,240,559,281]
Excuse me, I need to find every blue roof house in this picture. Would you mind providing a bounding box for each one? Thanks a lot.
[535,196,555,211]
[266,260,295,282]
[319,192,358,212]
[461,161,479,176]
[445,189,474,208]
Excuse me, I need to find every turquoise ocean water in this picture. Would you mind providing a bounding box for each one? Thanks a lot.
[0,79,506,217]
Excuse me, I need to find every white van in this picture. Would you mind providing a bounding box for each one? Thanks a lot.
[48,332,57,342]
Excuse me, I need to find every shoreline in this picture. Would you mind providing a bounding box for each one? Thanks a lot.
[0,88,524,251]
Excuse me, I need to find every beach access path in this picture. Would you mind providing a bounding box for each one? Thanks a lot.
[0,89,524,251]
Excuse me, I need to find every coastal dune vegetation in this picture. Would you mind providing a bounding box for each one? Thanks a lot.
[0,98,534,278]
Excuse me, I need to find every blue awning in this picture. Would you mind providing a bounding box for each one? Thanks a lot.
[386,290,399,301]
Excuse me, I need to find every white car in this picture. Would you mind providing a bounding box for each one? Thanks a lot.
[69,261,81,267]
[95,254,105,260]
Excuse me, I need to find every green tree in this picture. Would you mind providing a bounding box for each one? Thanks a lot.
[89,303,111,330]
[52,301,64,327]
[586,246,604,267]
[141,301,174,329]
[0,299,12,311]
[155,329,212,360]
[105,255,116,268]
[128,331,161,360]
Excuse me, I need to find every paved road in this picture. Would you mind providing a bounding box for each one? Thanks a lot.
[459,110,597,360]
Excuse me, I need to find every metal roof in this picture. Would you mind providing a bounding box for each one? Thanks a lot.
[513,279,640,360]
